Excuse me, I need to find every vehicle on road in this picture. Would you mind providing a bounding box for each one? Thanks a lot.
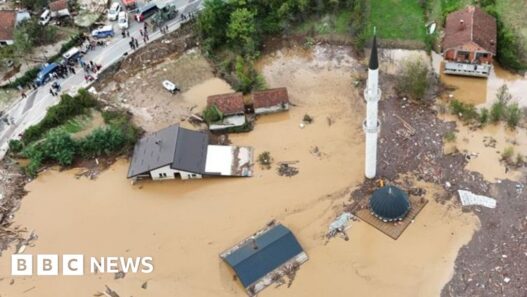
[34,63,59,86]
[107,2,123,21]
[91,25,115,39]
[118,11,129,29]
[62,47,81,61]
[135,3,159,22]
[39,9,51,25]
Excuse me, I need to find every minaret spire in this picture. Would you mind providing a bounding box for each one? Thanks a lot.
[363,29,381,179]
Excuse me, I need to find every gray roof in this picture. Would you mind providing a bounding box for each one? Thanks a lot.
[369,186,411,221]
[127,125,209,178]
[222,224,304,288]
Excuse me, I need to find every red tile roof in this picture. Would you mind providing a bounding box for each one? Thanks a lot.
[252,88,289,109]
[0,10,16,42]
[49,0,68,12]
[207,92,245,115]
[442,6,497,54]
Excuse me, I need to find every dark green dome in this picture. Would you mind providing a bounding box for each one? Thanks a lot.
[369,186,411,222]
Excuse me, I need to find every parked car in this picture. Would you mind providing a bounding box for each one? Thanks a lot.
[135,3,159,22]
[91,25,115,39]
[117,11,129,29]
[39,9,51,25]
[107,2,122,21]
[62,47,81,61]
[34,63,59,86]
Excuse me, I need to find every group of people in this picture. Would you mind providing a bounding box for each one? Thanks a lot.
[129,37,140,50]
[49,81,61,96]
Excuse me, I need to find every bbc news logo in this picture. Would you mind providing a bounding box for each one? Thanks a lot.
[11,254,154,276]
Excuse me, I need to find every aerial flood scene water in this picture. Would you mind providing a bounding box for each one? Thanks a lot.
[0,1,526,297]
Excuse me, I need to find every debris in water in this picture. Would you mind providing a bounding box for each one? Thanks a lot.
[104,285,120,297]
[302,114,313,124]
[458,190,496,208]
[114,271,126,280]
[141,281,148,289]
[326,212,354,241]
[257,152,273,169]
[277,162,299,177]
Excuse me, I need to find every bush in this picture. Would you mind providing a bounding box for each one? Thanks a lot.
[202,105,223,124]
[22,90,97,144]
[4,67,39,89]
[490,101,506,123]
[479,107,489,124]
[79,126,129,158]
[396,58,430,100]
[502,146,514,161]
[505,103,522,128]
[449,99,478,122]
[41,131,77,166]
[443,131,456,142]
[8,139,24,154]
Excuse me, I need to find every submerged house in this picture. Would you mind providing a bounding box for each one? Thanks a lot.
[220,223,308,295]
[442,6,497,77]
[252,88,289,115]
[127,125,253,181]
[206,92,247,131]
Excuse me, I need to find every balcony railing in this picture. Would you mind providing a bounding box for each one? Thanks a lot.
[444,62,492,77]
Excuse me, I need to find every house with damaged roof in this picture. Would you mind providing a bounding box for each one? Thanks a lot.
[442,5,497,77]
[206,92,247,131]
[127,125,253,181]
[220,223,308,295]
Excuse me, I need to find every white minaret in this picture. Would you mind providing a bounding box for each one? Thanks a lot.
[363,32,381,179]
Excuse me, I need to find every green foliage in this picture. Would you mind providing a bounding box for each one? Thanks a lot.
[22,89,97,144]
[202,105,224,124]
[20,0,49,10]
[78,126,132,158]
[234,56,266,93]
[443,131,456,142]
[501,146,514,161]
[367,0,427,42]
[14,19,57,53]
[42,131,77,166]
[449,99,479,122]
[490,101,506,123]
[504,103,521,128]
[227,8,257,54]
[8,139,24,154]
[396,58,430,100]
[479,107,489,124]
[4,67,39,89]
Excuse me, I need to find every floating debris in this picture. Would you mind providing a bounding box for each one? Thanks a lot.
[277,162,299,177]
[326,212,354,240]
[458,190,496,208]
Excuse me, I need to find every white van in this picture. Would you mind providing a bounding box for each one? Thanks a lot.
[117,12,128,29]
[39,9,51,25]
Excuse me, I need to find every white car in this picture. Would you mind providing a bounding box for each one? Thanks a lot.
[39,9,51,25]
[107,2,122,21]
[117,11,128,29]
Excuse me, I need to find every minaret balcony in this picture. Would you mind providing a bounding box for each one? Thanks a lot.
[362,119,380,133]
[363,88,381,103]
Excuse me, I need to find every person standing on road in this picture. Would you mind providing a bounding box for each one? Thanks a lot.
[140,29,143,36]
[134,38,139,48]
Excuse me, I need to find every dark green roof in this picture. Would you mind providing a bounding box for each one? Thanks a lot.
[369,186,410,221]
[222,224,304,288]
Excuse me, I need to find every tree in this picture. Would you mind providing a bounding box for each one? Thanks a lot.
[396,58,430,100]
[227,8,257,53]
[198,0,232,51]
[20,0,49,11]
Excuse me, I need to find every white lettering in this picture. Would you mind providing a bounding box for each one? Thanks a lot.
[63,254,84,276]
[37,254,58,275]
[141,257,154,273]
[119,257,141,273]
[106,257,119,273]
[11,254,32,276]
[90,257,105,273]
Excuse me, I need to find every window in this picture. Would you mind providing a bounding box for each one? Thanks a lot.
[158,173,167,178]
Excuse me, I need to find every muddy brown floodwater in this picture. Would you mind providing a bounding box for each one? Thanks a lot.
[0,45,479,297]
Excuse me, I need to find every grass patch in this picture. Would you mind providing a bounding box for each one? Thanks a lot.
[443,131,456,142]
[295,11,353,36]
[367,0,427,41]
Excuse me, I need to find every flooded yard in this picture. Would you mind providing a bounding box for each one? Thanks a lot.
[432,52,527,107]
[0,46,480,297]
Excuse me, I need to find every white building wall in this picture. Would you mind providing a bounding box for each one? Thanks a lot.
[149,165,202,181]
[254,103,289,115]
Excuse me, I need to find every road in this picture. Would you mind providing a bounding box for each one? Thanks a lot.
[0,0,202,158]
